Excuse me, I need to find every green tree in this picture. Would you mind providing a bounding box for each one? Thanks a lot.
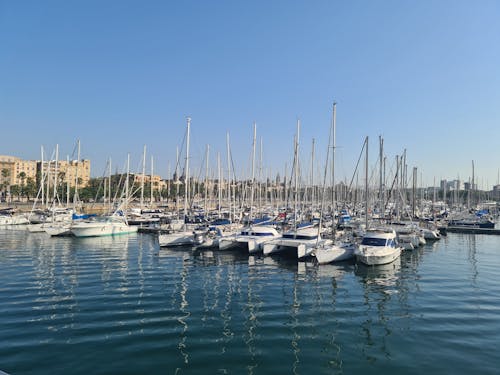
[25,177,37,200]
[10,185,21,200]
[17,171,26,199]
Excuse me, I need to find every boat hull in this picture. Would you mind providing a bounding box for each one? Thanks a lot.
[45,224,73,237]
[314,243,355,264]
[71,223,138,237]
[263,236,320,257]
[158,231,202,247]
[355,246,401,265]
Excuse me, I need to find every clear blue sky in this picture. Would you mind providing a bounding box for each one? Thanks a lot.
[1,0,499,189]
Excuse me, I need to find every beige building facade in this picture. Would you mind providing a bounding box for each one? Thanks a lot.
[0,155,38,186]
[132,173,162,187]
[0,155,91,189]
[38,159,91,188]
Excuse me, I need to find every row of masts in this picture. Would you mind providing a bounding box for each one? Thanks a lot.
[34,105,482,219]
[38,140,80,208]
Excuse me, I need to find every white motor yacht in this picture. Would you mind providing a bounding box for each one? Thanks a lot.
[71,214,137,237]
[355,228,402,265]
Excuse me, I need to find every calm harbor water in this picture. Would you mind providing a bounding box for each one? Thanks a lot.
[0,229,499,374]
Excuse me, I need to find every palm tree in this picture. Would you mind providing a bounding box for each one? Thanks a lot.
[18,171,26,200]
[1,168,11,203]
[58,171,66,202]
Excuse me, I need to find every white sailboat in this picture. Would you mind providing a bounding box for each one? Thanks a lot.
[192,145,241,249]
[42,208,76,236]
[312,103,355,264]
[26,141,83,236]
[354,135,402,265]
[43,144,76,236]
[196,226,240,250]
[217,123,280,253]
[421,226,440,240]
[219,223,280,253]
[263,120,322,258]
[159,117,201,247]
[313,239,356,264]
[0,209,30,226]
[71,153,137,238]
[263,224,322,256]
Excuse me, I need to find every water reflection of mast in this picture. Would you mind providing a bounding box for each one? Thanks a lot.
[30,234,77,331]
[201,253,222,318]
[466,234,478,285]
[319,263,349,372]
[136,233,146,325]
[221,259,236,353]
[291,271,300,375]
[245,256,261,374]
[177,253,191,367]
[355,259,401,363]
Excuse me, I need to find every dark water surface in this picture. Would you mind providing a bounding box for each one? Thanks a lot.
[0,229,499,374]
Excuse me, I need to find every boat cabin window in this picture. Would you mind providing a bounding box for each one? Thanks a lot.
[282,233,317,240]
[361,237,388,246]
[241,231,275,237]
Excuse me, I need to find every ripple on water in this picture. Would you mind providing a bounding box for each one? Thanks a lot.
[2,230,500,375]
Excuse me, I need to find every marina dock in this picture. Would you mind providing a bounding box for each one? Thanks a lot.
[446,226,500,235]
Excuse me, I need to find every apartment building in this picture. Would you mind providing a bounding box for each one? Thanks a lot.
[0,155,38,185]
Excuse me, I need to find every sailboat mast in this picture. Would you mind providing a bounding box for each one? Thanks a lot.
[166,162,170,203]
[184,117,191,226]
[472,160,475,208]
[331,105,336,216]
[315,104,335,244]
[108,158,112,211]
[283,162,287,210]
[395,155,399,219]
[46,156,50,207]
[249,122,257,223]
[204,144,210,219]
[365,136,369,230]
[412,167,417,218]
[311,138,315,207]
[403,149,407,210]
[125,153,130,211]
[330,103,339,235]
[383,155,386,214]
[103,159,107,206]
[74,140,80,205]
[175,146,179,214]
[150,156,154,205]
[66,155,70,206]
[141,144,146,208]
[259,137,263,214]
[379,136,384,217]
[41,146,45,206]
[217,152,222,218]
[332,103,336,229]
[226,132,231,222]
[294,120,300,232]
[53,144,59,203]
[433,176,436,207]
